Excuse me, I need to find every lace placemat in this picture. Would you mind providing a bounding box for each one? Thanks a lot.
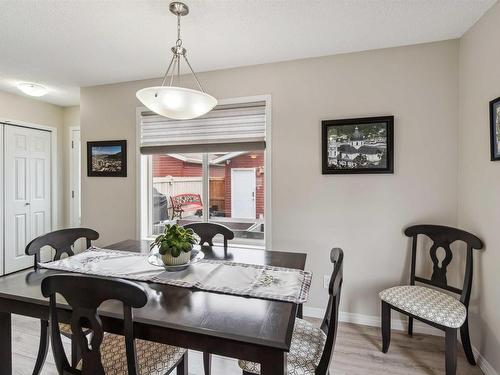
[40,247,311,304]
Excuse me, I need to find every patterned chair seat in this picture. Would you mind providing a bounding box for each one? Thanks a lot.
[238,318,326,375]
[97,333,186,375]
[379,285,466,328]
[58,323,73,335]
[58,323,92,337]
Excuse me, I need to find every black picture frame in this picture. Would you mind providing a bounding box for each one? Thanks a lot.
[87,140,127,177]
[490,97,500,161]
[322,116,394,174]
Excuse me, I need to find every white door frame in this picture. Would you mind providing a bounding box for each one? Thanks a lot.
[230,168,256,220]
[68,126,81,227]
[0,117,59,230]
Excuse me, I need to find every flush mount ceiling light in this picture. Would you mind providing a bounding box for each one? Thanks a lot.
[136,2,217,120]
[17,82,48,97]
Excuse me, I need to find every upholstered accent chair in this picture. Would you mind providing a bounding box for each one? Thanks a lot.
[238,247,344,375]
[41,274,188,375]
[25,228,99,374]
[379,224,483,375]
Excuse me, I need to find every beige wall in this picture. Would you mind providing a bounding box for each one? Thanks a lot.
[0,90,66,228]
[459,1,500,372]
[81,40,460,316]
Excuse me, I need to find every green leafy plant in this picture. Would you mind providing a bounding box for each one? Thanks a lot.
[150,224,197,258]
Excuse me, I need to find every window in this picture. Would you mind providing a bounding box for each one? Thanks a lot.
[209,151,265,244]
[149,151,265,245]
[151,153,203,235]
[139,97,270,247]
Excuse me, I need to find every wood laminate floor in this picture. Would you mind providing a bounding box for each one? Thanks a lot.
[10,315,483,375]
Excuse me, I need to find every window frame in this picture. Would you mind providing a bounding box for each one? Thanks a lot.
[137,95,272,249]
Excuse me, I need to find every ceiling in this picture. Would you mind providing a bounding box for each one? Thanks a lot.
[0,0,496,107]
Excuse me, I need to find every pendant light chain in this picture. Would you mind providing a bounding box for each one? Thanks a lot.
[184,54,205,92]
[169,58,176,86]
[176,13,181,86]
[177,13,182,46]
[158,2,207,92]
[160,54,176,86]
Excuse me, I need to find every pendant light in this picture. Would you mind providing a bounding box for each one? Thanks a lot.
[136,2,217,120]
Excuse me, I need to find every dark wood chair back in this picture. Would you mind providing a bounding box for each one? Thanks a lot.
[316,247,344,375]
[41,274,148,375]
[404,224,483,307]
[25,228,99,269]
[183,222,234,248]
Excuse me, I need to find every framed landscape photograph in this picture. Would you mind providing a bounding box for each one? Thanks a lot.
[87,140,127,177]
[490,97,500,161]
[322,116,394,174]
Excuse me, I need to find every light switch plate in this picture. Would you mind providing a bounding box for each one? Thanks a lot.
[323,275,330,289]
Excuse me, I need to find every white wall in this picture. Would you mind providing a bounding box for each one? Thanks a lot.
[0,90,66,228]
[81,40,460,316]
[458,2,500,372]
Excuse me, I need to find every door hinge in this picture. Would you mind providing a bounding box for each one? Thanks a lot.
[72,190,75,198]
[71,140,74,148]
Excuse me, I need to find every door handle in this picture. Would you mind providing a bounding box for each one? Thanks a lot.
[25,202,30,206]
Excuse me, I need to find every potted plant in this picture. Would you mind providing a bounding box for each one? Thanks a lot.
[150,224,198,266]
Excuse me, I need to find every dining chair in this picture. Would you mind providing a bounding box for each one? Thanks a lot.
[25,227,99,374]
[182,222,234,375]
[236,248,344,375]
[182,222,234,249]
[41,273,188,375]
[379,224,483,375]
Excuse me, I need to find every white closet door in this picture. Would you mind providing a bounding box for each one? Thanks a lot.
[4,125,51,273]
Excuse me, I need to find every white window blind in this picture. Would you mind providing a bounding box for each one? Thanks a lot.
[139,101,266,154]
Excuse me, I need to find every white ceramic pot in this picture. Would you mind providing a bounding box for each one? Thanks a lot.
[161,249,192,266]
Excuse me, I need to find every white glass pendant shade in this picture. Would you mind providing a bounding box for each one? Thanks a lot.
[137,86,217,120]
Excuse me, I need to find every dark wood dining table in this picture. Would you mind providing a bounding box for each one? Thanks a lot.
[0,240,307,375]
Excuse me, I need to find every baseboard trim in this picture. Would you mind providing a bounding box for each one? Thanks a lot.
[303,306,441,336]
[473,346,498,375]
[303,307,498,375]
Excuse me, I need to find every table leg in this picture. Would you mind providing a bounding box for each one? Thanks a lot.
[261,351,287,375]
[0,312,12,375]
[297,303,303,319]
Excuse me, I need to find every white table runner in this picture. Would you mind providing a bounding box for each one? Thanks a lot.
[39,247,311,304]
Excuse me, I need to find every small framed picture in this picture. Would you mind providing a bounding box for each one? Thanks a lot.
[322,116,394,174]
[490,97,500,161]
[87,140,127,177]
